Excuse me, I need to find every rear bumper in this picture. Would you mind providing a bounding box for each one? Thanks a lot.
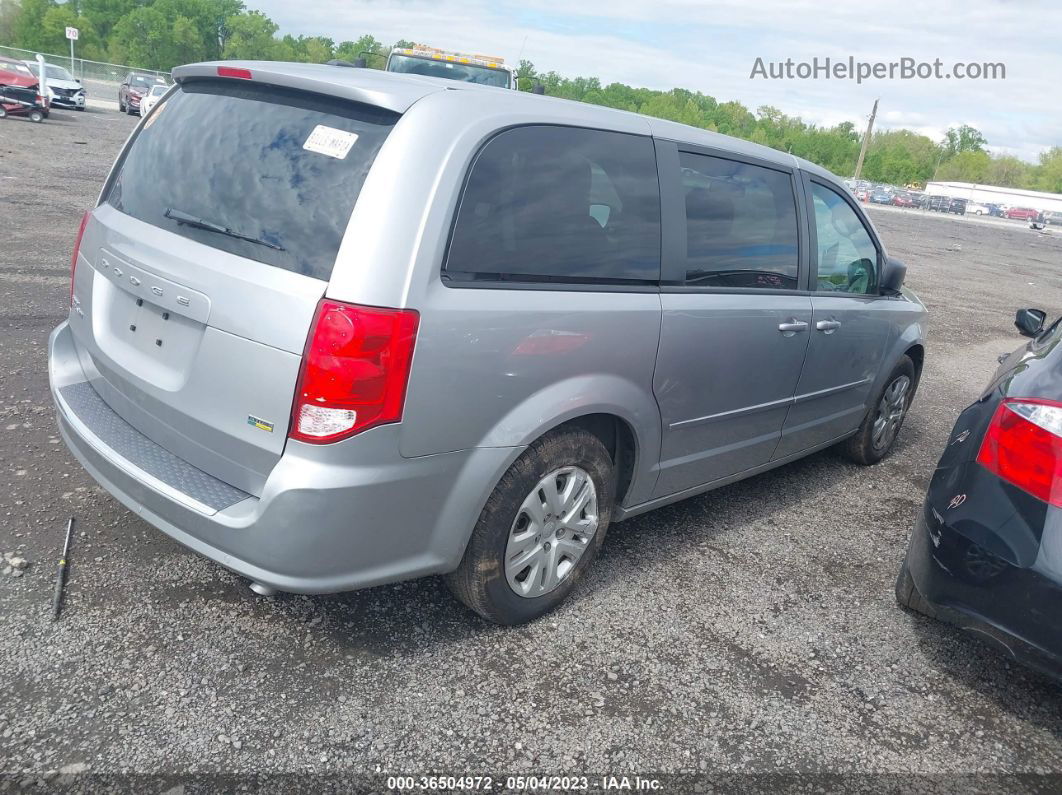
[907,505,1062,680]
[49,321,518,594]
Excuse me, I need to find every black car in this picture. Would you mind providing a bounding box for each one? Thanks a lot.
[923,195,967,215]
[897,307,1062,679]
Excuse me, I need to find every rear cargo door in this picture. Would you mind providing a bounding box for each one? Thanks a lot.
[68,78,398,495]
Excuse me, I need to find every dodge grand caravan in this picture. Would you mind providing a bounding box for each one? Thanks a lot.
[50,61,927,625]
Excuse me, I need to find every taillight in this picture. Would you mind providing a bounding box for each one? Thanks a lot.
[217,66,252,80]
[289,300,419,443]
[976,398,1062,507]
[70,211,90,307]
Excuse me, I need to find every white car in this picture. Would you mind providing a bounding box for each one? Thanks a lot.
[966,202,991,215]
[138,83,168,116]
[22,61,85,110]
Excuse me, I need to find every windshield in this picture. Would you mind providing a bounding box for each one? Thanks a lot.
[104,79,398,280]
[130,75,157,88]
[148,85,167,97]
[46,65,74,81]
[386,54,511,88]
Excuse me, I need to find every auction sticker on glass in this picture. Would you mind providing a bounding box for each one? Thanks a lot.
[303,125,359,159]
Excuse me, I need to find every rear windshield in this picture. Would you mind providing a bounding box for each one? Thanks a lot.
[104,79,398,280]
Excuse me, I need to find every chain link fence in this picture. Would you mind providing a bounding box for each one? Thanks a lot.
[0,44,170,86]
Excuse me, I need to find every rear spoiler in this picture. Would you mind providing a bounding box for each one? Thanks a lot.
[171,61,436,114]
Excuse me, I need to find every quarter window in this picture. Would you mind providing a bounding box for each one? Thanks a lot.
[810,183,879,294]
[445,126,661,283]
[679,152,800,289]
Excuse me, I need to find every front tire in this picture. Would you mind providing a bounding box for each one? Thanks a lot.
[446,427,614,625]
[842,356,916,465]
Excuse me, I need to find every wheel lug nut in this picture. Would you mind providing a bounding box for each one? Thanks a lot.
[544,542,551,550]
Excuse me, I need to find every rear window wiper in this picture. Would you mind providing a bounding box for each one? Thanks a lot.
[164,207,285,251]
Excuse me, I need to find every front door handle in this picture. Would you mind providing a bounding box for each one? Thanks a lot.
[816,320,842,333]
[778,319,809,336]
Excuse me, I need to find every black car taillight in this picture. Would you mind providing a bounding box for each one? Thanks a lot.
[977,398,1062,507]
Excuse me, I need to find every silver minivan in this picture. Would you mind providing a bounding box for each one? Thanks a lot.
[50,61,927,624]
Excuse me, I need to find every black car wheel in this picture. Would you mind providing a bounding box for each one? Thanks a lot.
[895,548,937,618]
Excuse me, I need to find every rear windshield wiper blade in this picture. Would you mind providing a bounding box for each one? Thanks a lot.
[164,207,285,251]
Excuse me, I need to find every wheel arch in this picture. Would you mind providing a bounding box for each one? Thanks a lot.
[546,413,641,514]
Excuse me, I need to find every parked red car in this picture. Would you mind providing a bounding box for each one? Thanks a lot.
[1005,207,1040,221]
[891,193,917,208]
[0,55,49,121]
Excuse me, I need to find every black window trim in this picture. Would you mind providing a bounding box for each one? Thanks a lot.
[440,122,663,293]
[801,171,888,299]
[658,139,810,295]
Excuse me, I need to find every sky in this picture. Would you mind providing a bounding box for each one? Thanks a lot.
[250,0,1061,163]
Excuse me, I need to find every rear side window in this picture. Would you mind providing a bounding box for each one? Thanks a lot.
[445,126,661,284]
[680,152,799,289]
[104,80,398,280]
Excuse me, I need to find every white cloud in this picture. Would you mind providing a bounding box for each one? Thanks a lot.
[248,0,1061,162]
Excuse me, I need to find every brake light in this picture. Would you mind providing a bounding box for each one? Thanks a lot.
[70,211,90,307]
[217,66,252,80]
[976,398,1062,507]
[289,300,419,443]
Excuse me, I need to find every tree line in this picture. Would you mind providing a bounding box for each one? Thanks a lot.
[2,0,1060,192]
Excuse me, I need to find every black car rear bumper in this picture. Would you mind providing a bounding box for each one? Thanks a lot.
[907,504,1062,680]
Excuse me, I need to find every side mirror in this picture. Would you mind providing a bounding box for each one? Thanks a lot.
[879,256,907,294]
[532,83,545,95]
[1015,308,1047,338]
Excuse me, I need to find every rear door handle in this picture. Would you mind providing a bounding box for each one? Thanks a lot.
[816,320,842,333]
[778,320,809,336]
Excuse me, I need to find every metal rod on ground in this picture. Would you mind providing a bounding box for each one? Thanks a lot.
[51,517,74,622]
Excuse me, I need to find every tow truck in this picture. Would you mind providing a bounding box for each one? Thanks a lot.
[384,45,517,89]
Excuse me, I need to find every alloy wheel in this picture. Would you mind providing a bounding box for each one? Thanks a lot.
[872,374,911,451]
[504,466,599,598]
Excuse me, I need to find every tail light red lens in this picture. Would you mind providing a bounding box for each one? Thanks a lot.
[289,300,419,443]
[70,211,90,307]
[217,67,252,80]
[976,398,1062,507]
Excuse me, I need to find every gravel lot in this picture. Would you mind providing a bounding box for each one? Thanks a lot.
[1,106,1061,790]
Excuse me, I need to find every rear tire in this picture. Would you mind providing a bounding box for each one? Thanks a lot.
[842,355,916,465]
[895,546,936,618]
[0,107,7,119]
[29,109,43,123]
[446,427,614,625]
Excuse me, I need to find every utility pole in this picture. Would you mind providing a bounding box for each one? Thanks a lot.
[852,98,878,181]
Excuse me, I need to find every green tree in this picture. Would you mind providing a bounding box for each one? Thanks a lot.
[1034,147,1062,194]
[11,0,55,51]
[515,58,536,91]
[942,124,988,158]
[936,149,992,182]
[220,9,279,60]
